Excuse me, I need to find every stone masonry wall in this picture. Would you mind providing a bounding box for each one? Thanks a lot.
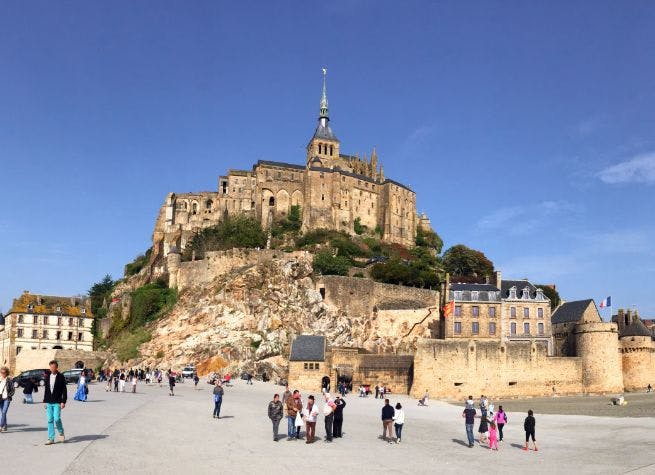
[620,336,655,391]
[411,339,584,400]
[176,249,312,291]
[319,276,438,317]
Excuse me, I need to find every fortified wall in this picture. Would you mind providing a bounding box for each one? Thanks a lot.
[168,249,312,291]
[318,276,438,316]
[411,321,624,399]
[621,335,655,391]
[15,349,108,374]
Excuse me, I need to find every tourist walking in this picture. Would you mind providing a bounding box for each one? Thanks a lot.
[493,406,507,442]
[523,410,538,451]
[73,371,87,402]
[462,399,476,448]
[488,421,499,450]
[393,403,404,443]
[193,374,200,389]
[23,377,35,404]
[381,398,395,442]
[168,372,176,396]
[212,381,224,418]
[44,360,67,445]
[246,373,253,385]
[0,367,15,432]
[268,394,284,441]
[322,393,335,442]
[119,372,126,392]
[375,384,380,399]
[131,374,138,393]
[302,395,318,444]
[321,375,330,394]
[333,395,346,438]
[285,389,301,440]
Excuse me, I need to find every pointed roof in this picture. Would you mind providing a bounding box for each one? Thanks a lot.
[620,319,652,338]
[311,68,339,142]
[551,299,595,324]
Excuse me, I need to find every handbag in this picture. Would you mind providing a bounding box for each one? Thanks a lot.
[295,412,303,427]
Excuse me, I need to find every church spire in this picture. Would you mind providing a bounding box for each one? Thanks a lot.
[319,67,329,122]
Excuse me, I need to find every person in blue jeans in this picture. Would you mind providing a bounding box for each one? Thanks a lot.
[43,360,67,444]
[462,397,477,448]
[0,367,15,432]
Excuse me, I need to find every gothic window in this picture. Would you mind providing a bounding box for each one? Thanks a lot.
[206,199,213,210]
[329,145,333,156]
[192,202,198,215]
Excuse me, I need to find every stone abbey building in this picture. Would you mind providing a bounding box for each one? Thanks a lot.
[152,72,431,262]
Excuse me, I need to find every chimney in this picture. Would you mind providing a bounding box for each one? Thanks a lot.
[494,271,502,289]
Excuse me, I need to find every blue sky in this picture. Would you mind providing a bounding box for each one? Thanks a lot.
[1,1,654,316]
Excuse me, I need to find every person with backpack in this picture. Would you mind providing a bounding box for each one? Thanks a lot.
[0,367,15,432]
[212,381,224,419]
[493,405,508,442]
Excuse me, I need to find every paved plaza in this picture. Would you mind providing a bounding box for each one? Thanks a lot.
[2,380,654,474]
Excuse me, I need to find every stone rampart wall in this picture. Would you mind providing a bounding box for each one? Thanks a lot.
[411,339,584,399]
[621,337,655,391]
[15,349,108,374]
[176,249,312,291]
[319,276,438,317]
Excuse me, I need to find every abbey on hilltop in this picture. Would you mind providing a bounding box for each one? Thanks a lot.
[151,70,432,262]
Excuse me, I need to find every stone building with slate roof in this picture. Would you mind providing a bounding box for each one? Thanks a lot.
[0,290,94,371]
[151,71,432,269]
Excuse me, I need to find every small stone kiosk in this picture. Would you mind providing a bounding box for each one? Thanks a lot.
[288,335,327,391]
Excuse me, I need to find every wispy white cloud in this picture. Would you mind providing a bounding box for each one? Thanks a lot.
[597,152,655,185]
[477,201,583,235]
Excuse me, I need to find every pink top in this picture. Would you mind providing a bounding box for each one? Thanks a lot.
[489,426,498,439]
[494,411,507,424]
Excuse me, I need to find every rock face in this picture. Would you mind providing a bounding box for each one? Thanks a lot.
[133,254,434,380]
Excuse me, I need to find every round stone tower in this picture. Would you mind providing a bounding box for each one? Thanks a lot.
[166,247,181,289]
[574,322,623,393]
[619,316,654,391]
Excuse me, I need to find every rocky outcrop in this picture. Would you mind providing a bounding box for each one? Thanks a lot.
[130,253,433,380]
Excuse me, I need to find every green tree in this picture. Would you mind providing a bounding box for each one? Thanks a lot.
[88,274,115,315]
[536,285,561,309]
[124,248,152,277]
[313,250,351,276]
[415,227,444,254]
[353,217,365,235]
[443,244,494,279]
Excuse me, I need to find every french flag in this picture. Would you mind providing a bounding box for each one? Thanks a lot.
[599,296,611,308]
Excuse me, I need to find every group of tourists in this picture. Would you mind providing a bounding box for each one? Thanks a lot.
[462,394,536,452]
[101,368,180,396]
[266,386,347,443]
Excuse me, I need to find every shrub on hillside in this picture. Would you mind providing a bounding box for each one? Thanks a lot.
[183,215,267,260]
[313,250,351,276]
[124,249,152,277]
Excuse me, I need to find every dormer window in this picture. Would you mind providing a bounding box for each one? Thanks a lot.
[471,291,479,301]
[509,286,517,299]
[454,291,463,300]
[521,287,530,299]
[56,306,61,312]
[536,289,545,300]
[28,304,34,311]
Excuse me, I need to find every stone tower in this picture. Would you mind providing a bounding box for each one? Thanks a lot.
[306,68,340,166]
[574,322,623,393]
[618,309,655,391]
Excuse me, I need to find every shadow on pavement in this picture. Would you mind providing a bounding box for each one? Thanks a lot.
[218,416,234,419]
[65,434,109,443]
[510,443,524,449]
[451,438,470,447]
[12,427,47,432]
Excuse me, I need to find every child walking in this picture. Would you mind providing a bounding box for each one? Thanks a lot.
[488,421,499,450]
[523,409,538,451]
